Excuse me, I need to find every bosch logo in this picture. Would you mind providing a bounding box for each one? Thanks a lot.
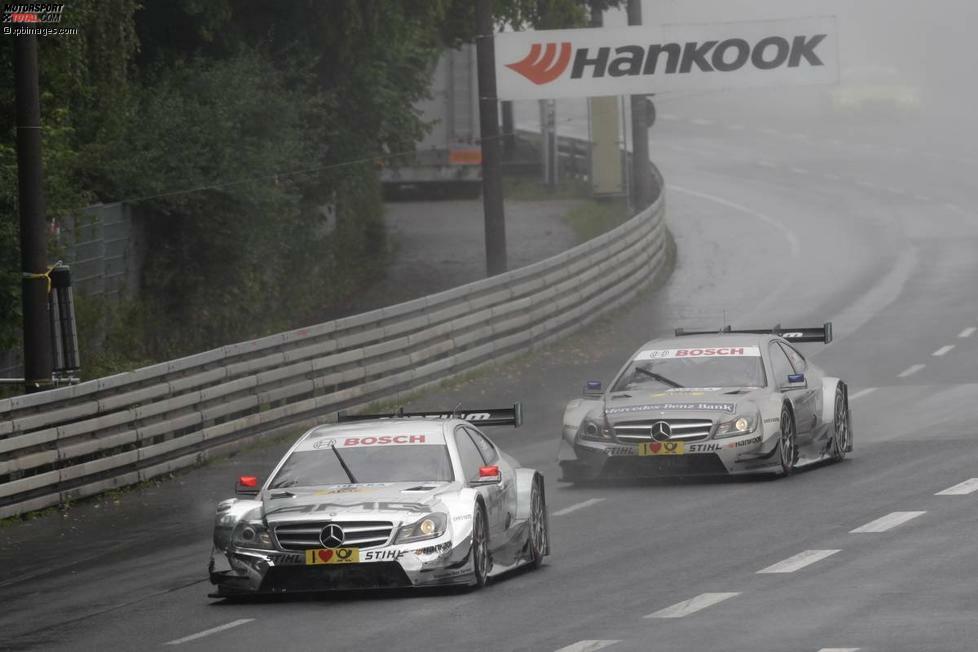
[650,421,672,442]
[319,523,345,548]
[506,42,572,84]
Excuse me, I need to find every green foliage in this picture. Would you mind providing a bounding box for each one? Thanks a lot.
[563,197,630,243]
[503,174,591,200]
[0,0,138,351]
[1,0,618,375]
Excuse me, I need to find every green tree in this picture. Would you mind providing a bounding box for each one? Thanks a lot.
[1,0,619,373]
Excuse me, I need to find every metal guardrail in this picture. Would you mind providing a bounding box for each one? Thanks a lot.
[0,161,668,520]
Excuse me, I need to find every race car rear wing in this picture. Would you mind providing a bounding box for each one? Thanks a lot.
[337,402,523,428]
[674,322,833,344]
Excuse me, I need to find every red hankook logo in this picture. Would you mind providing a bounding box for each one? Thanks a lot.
[506,42,572,85]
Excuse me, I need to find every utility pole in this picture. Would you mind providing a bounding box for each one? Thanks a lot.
[14,35,53,394]
[475,0,507,276]
[627,0,654,207]
[500,101,515,161]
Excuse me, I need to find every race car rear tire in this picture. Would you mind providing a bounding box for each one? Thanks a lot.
[470,505,490,589]
[830,386,851,462]
[775,405,798,477]
[528,477,548,569]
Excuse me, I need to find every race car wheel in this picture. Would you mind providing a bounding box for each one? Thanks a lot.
[470,505,490,588]
[777,405,798,477]
[830,387,851,462]
[528,477,548,569]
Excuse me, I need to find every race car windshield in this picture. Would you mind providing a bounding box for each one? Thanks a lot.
[269,444,455,488]
[612,357,766,391]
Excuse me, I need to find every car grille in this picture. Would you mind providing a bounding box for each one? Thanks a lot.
[613,418,714,443]
[274,520,394,551]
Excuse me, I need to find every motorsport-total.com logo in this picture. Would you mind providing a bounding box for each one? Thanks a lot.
[2,2,78,36]
[2,2,64,24]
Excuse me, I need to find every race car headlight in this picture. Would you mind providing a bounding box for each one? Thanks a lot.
[395,513,448,544]
[714,412,760,438]
[231,522,275,550]
[577,417,612,442]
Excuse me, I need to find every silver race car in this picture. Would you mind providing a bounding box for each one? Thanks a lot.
[558,324,851,480]
[209,404,549,596]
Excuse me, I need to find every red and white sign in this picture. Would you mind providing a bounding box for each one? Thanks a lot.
[635,346,761,360]
[494,17,839,101]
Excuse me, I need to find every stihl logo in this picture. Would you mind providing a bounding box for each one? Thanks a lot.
[505,34,826,85]
[506,42,572,85]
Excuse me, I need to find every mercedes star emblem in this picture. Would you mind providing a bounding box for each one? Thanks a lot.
[320,523,345,548]
[650,420,672,442]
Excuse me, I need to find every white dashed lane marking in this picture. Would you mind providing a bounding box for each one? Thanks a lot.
[851,511,926,533]
[817,648,860,652]
[898,364,925,378]
[645,592,740,619]
[552,498,605,517]
[691,118,715,126]
[958,327,976,338]
[936,478,978,495]
[165,619,255,646]
[848,388,876,401]
[756,549,840,574]
[933,345,954,357]
[554,641,620,652]
[789,167,809,175]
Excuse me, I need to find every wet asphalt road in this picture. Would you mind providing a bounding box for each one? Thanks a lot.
[3,93,978,651]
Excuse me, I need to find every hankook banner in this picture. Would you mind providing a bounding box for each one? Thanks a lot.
[494,17,839,100]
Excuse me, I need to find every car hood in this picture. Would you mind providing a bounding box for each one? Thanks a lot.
[601,387,765,422]
[261,481,458,525]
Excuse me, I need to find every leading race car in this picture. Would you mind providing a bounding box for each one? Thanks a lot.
[558,324,851,481]
[209,404,549,596]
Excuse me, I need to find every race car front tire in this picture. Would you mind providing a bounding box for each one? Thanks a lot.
[775,405,798,477]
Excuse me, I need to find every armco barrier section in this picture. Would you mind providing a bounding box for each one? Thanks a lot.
[0,167,667,519]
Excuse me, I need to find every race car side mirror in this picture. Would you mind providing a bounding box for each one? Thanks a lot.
[583,380,603,397]
[472,465,501,485]
[236,475,260,497]
[780,374,807,390]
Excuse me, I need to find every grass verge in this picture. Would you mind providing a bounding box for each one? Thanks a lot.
[562,197,631,244]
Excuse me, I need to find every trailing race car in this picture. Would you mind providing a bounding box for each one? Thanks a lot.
[558,324,851,481]
[209,404,549,596]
